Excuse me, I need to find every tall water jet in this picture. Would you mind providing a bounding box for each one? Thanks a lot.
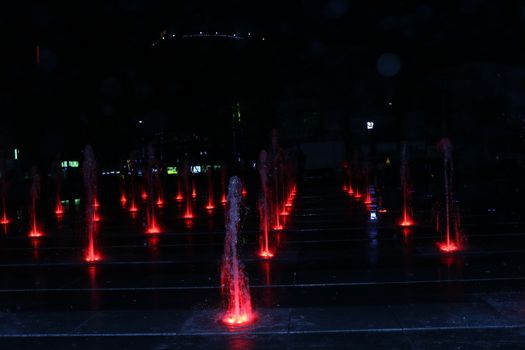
[145,145,161,234]
[363,149,373,205]
[205,166,215,210]
[352,150,362,199]
[119,170,127,207]
[220,176,254,325]
[51,158,64,216]
[182,159,194,219]
[154,160,165,207]
[257,150,273,258]
[83,145,101,262]
[28,167,43,237]
[0,173,9,225]
[270,129,283,230]
[399,143,414,227]
[220,163,228,205]
[175,174,184,201]
[437,138,463,253]
[192,178,197,199]
[343,161,354,196]
[129,165,139,213]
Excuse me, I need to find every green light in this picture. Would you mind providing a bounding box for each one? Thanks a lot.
[167,166,178,175]
[74,198,81,205]
[68,161,79,168]
[14,148,19,160]
[61,161,68,168]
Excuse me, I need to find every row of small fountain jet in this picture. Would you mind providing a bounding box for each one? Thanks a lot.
[0,130,298,327]
[341,138,464,253]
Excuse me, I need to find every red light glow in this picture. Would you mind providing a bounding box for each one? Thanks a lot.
[1,210,10,224]
[29,229,44,238]
[221,313,254,326]
[258,250,274,259]
[438,241,460,253]
[146,223,161,234]
[84,251,102,262]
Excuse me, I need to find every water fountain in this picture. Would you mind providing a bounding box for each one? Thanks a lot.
[145,145,161,234]
[154,160,165,207]
[175,174,184,201]
[270,129,283,230]
[436,138,463,253]
[0,174,9,225]
[52,159,64,216]
[129,168,139,213]
[220,176,254,325]
[399,143,414,227]
[83,145,101,262]
[205,166,215,210]
[220,163,227,205]
[192,178,197,199]
[257,150,273,258]
[182,159,194,219]
[28,167,43,237]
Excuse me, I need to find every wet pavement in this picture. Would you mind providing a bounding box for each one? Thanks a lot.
[1,179,525,349]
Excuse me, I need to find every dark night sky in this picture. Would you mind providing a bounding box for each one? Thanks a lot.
[1,0,525,165]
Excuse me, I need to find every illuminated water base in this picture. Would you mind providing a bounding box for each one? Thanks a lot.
[220,176,254,326]
[129,200,139,213]
[399,207,414,227]
[0,214,9,225]
[1,196,10,224]
[85,239,102,262]
[183,208,194,219]
[146,217,161,234]
[176,177,184,201]
[364,191,372,205]
[55,200,64,216]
